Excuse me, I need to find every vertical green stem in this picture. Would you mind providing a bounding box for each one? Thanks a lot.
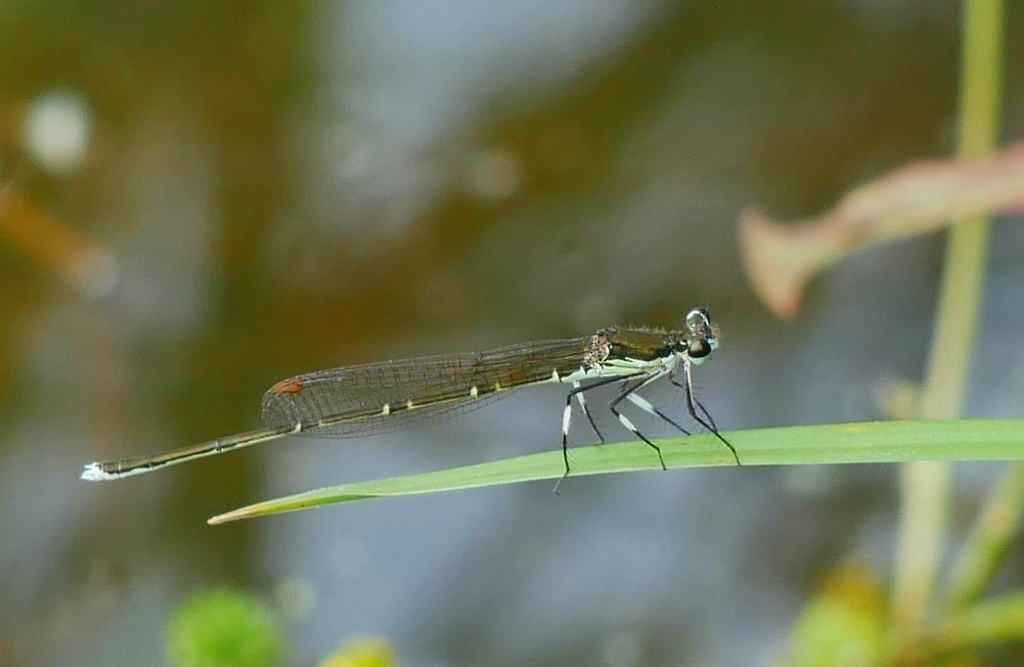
[890,0,1003,627]
[947,464,1024,607]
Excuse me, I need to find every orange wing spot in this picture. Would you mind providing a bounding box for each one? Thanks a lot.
[270,377,304,395]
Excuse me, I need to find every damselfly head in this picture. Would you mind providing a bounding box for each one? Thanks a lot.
[684,307,719,364]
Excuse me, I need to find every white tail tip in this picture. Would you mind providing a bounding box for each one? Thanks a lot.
[80,463,116,481]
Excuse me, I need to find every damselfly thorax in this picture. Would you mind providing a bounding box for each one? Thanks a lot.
[81,308,738,487]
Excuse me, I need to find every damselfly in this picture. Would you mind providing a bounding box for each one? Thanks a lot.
[81,308,739,486]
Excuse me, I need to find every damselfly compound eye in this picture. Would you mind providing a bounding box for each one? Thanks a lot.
[685,308,711,334]
[688,338,712,359]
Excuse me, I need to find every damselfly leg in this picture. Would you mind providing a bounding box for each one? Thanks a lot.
[558,375,630,492]
[671,361,740,465]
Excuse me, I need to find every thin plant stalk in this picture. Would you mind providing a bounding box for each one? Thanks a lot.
[891,0,1004,628]
[947,464,1024,608]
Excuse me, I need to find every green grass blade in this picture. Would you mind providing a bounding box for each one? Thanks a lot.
[209,419,1024,524]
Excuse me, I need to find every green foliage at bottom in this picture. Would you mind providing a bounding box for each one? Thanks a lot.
[167,588,281,667]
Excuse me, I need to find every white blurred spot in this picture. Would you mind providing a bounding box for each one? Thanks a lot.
[24,91,92,174]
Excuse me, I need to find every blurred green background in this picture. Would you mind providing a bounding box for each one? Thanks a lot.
[1,1,1023,665]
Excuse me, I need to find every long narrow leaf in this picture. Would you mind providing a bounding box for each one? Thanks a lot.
[209,419,1024,524]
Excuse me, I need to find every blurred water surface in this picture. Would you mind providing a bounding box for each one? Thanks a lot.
[2,1,1023,665]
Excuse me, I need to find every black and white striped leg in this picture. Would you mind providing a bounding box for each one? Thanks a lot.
[621,377,692,436]
[573,381,604,443]
[670,375,718,429]
[672,359,741,465]
[608,374,670,471]
[695,397,719,431]
[556,375,628,493]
